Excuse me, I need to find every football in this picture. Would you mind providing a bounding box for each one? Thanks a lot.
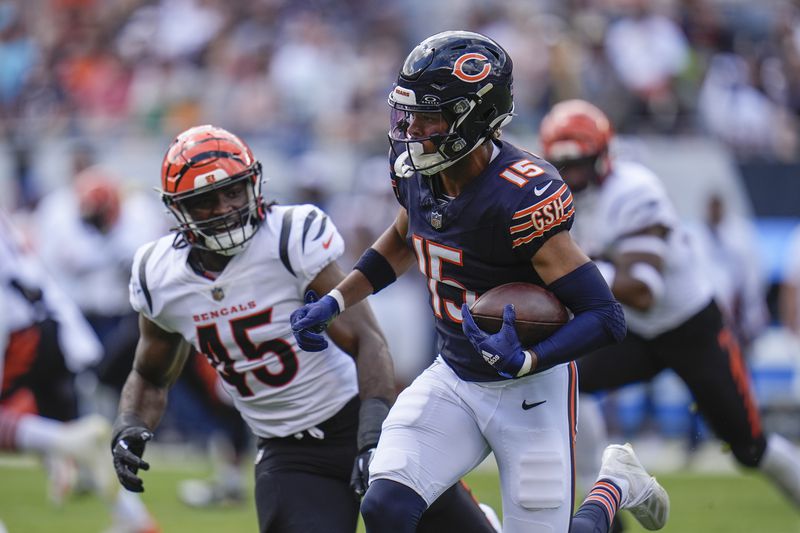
[469,282,569,345]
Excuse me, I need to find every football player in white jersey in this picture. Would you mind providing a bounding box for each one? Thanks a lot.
[540,99,800,511]
[111,125,506,533]
[0,212,158,532]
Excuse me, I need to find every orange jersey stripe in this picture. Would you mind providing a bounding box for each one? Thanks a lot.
[511,206,575,248]
[510,197,574,234]
[568,361,578,448]
[568,360,578,513]
[512,184,568,219]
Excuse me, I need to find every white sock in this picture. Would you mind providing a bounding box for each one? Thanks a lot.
[209,433,243,492]
[759,433,800,507]
[114,490,153,528]
[14,414,64,453]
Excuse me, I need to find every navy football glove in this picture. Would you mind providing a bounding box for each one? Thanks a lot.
[350,446,375,498]
[111,425,153,493]
[461,303,533,378]
[290,290,341,352]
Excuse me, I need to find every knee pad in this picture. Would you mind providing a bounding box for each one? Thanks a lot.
[361,479,426,532]
[730,436,767,468]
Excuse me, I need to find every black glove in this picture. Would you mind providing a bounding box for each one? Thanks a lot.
[350,398,390,498]
[111,424,153,492]
[350,446,376,497]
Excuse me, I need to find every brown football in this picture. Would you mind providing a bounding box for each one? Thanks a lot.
[469,282,569,345]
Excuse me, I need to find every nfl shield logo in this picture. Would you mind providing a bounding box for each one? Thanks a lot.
[431,210,443,229]
[211,287,225,301]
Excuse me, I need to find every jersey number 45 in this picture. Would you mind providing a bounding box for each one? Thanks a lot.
[196,308,298,397]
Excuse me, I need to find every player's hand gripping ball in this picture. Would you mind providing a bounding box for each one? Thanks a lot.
[469,283,568,345]
[461,283,568,378]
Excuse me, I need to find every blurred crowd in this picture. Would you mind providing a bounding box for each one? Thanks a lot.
[1,0,799,167]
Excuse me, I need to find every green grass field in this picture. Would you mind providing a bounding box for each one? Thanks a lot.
[0,455,798,532]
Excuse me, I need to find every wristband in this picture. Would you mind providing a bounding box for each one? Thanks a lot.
[354,248,397,294]
[111,412,148,446]
[517,350,533,377]
[328,289,346,313]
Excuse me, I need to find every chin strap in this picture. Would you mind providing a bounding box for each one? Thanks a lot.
[393,150,415,178]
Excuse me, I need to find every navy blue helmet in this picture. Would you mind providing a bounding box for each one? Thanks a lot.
[389,30,514,176]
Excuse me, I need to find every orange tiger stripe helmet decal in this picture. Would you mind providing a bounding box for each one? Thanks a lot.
[159,125,266,255]
[161,125,256,196]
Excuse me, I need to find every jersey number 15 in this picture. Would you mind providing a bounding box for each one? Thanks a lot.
[412,235,476,323]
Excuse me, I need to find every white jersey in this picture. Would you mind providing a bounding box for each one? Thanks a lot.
[570,161,714,338]
[35,188,169,317]
[130,204,358,439]
[0,213,102,372]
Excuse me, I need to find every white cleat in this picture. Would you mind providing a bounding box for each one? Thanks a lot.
[53,414,116,500]
[177,478,245,508]
[599,443,669,530]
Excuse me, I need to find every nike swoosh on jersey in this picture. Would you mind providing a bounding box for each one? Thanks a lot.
[533,182,553,196]
[322,234,334,249]
[521,399,546,410]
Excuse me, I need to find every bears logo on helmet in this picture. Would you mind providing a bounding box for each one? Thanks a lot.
[388,30,514,176]
[160,125,265,255]
[452,53,492,83]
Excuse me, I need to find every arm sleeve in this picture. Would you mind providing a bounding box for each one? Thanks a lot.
[530,262,627,372]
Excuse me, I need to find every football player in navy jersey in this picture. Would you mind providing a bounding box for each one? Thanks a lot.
[540,99,800,513]
[292,31,669,532]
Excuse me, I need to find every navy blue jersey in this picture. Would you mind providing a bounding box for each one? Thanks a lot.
[391,140,575,381]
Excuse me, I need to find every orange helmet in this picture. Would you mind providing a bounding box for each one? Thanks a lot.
[74,166,121,233]
[539,99,613,187]
[160,125,265,255]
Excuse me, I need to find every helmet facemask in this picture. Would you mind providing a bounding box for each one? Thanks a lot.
[387,31,514,178]
[163,163,264,256]
[389,84,512,177]
[389,106,460,177]
[549,154,604,193]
